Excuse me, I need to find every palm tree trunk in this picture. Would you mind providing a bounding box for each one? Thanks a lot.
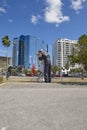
[6,47,8,70]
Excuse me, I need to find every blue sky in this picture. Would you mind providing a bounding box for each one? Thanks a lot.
[0,0,87,57]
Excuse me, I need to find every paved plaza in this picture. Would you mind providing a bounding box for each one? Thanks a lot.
[0,82,87,130]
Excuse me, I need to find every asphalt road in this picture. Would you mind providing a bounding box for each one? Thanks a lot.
[0,82,87,130]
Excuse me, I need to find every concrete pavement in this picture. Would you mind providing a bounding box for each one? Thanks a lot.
[0,82,87,130]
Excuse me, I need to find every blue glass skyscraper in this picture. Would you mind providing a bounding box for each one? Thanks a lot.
[12,38,19,66]
[12,35,47,69]
[18,35,29,68]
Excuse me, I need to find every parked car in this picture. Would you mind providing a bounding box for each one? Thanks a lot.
[18,73,26,77]
[26,74,34,77]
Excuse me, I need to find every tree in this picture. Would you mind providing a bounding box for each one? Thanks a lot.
[2,35,11,69]
[65,62,70,70]
[68,34,87,79]
[51,66,60,74]
[78,34,87,70]
[68,47,80,66]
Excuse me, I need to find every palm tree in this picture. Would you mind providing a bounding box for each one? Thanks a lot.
[2,35,11,69]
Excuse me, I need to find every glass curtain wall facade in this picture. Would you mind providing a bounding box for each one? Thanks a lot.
[12,38,19,66]
[18,35,28,68]
[18,35,30,68]
[12,35,47,69]
[29,36,47,68]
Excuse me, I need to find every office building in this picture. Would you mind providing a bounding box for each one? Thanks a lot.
[52,38,77,68]
[0,56,11,69]
[12,38,19,66]
[12,35,47,68]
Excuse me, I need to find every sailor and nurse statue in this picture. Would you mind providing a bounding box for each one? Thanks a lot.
[37,49,51,83]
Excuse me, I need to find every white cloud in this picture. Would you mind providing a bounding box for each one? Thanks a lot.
[31,15,42,24]
[71,0,87,12]
[44,0,70,26]
[0,7,6,13]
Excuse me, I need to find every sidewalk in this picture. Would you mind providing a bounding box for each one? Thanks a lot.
[2,76,87,85]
